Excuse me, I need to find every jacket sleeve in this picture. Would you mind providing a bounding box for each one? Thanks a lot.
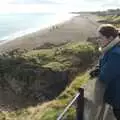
[99,53,120,85]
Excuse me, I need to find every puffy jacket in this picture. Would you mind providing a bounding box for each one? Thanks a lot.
[99,43,120,108]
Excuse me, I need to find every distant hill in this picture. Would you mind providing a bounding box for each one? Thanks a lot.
[92,8,120,28]
[93,8,120,16]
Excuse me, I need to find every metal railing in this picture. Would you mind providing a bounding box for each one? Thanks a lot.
[57,88,84,120]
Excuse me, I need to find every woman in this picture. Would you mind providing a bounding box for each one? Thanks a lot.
[90,24,120,120]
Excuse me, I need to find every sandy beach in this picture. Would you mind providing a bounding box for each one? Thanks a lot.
[0,14,99,52]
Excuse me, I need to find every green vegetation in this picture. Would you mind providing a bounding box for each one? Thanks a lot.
[0,42,96,81]
[0,72,89,120]
[0,42,98,120]
[97,14,120,27]
[22,42,96,71]
[40,73,89,120]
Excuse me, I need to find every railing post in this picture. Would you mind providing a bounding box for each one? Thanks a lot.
[76,88,84,120]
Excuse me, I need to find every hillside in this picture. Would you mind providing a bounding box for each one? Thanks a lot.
[95,9,120,27]
[0,41,99,120]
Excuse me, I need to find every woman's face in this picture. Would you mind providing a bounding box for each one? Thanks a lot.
[98,32,111,47]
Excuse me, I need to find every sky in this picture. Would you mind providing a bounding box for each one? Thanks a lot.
[0,0,120,13]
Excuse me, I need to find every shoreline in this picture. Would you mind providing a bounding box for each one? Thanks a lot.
[0,14,99,52]
[0,14,76,45]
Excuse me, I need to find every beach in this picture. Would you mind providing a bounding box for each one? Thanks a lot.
[0,14,99,52]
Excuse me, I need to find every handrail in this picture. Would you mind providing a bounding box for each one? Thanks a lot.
[57,88,84,120]
[57,93,80,120]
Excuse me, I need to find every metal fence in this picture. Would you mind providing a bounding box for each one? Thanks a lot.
[57,88,84,120]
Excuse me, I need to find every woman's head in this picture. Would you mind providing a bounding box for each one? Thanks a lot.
[97,24,119,47]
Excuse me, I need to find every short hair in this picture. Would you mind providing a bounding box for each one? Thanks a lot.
[98,24,118,39]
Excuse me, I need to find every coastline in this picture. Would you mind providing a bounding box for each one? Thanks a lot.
[0,14,98,52]
[0,13,76,44]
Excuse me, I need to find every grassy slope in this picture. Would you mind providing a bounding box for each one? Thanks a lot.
[0,73,89,120]
[98,15,120,27]
[23,42,96,71]
[40,73,89,120]
[0,41,96,84]
[0,42,97,120]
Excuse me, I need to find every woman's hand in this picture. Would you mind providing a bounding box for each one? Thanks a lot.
[89,67,100,78]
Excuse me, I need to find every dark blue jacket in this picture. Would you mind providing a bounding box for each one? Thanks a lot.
[99,43,120,108]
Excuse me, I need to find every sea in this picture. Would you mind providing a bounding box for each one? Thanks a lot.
[0,13,75,43]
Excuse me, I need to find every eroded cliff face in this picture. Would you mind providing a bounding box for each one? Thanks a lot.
[0,63,91,103]
[2,68,69,101]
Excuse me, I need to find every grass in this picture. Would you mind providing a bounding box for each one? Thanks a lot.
[97,15,120,27]
[42,62,66,71]
[0,42,98,120]
[0,72,90,120]
[22,42,96,71]
[0,42,96,83]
